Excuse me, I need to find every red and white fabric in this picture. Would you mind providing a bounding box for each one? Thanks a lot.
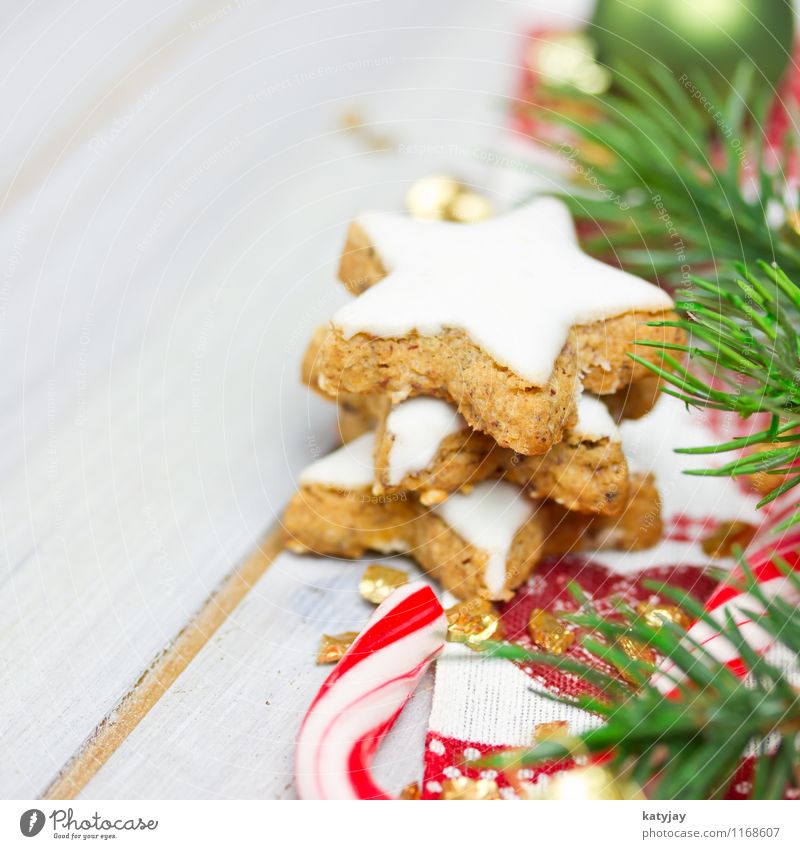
[422,398,800,799]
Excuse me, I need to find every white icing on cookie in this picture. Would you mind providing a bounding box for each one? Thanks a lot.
[434,480,533,596]
[332,197,673,385]
[299,432,375,490]
[383,398,464,485]
[572,395,620,442]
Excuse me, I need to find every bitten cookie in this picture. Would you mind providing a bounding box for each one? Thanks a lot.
[283,437,662,600]
[320,197,682,454]
[284,454,545,600]
[301,324,390,444]
[373,395,628,515]
[372,397,498,504]
[283,433,420,557]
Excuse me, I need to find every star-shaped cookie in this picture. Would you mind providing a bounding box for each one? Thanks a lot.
[317,197,681,455]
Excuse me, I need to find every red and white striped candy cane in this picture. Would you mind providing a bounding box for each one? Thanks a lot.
[296,581,446,799]
[654,529,800,693]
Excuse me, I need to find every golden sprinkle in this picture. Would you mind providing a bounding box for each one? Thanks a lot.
[316,631,359,664]
[532,720,569,743]
[542,766,644,800]
[340,110,363,131]
[528,608,575,654]
[399,782,421,800]
[358,564,408,604]
[636,602,692,630]
[419,488,449,506]
[440,776,500,800]
[446,598,504,651]
[614,635,657,686]
[617,635,656,665]
[339,109,393,152]
[701,520,758,559]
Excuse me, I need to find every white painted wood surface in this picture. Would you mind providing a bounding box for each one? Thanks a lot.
[80,553,434,799]
[2,0,602,799]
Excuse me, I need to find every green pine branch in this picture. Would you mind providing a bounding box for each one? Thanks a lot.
[636,259,800,524]
[483,49,800,804]
[520,65,800,525]
[477,560,800,800]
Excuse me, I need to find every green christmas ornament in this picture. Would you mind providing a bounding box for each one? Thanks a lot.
[590,0,795,92]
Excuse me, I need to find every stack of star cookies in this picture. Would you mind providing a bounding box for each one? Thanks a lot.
[283,197,682,601]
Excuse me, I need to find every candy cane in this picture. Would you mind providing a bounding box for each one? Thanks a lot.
[296,581,446,799]
[654,529,800,693]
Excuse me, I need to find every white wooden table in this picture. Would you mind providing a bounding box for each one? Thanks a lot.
[0,0,595,799]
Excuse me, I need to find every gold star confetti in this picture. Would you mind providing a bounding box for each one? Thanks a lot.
[542,766,644,800]
[701,520,758,559]
[614,635,657,686]
[528,608,575,654]
[399,782,421,800]
[406,175,493,223]
[358,564,408,604]
[636,602,691,630]
[532,720,569,743]
[440,776,500,800]
[446,598,504,651]
[316,631,359,664]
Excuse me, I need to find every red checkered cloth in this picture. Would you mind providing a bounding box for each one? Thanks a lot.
[422,399,799,799]
[419,32,800,798]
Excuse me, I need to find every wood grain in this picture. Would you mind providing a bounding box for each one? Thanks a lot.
[42,525,286,800]
[1,0,534,800]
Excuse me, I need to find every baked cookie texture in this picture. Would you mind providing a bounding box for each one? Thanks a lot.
[338,220,386,295]
[411,506,546,601]
[502,435,628,516]
[374,424,498,504]
[329,206,683,455]
[285,200,678,602]
[304,332,631,515]
[316,326,580,456]
[302,324,390,443]
[282,435,661,601]
[283,485,420,558]
[372,396,628,515]
[340,215,683,389]
[283,479,546,601]
[316,317,681,456]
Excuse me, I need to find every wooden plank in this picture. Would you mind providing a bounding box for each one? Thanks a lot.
[0,0,400,797]
[1,0,534,800]
[42,525,286,800]
[79,554,434,800]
